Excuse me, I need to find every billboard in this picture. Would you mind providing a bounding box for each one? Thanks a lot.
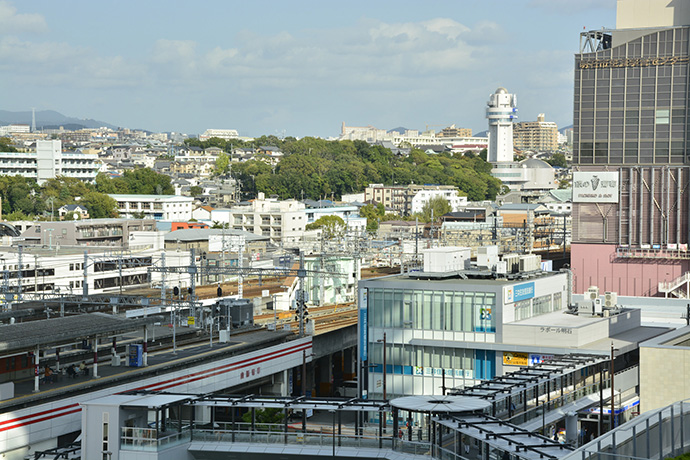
[503,352,528,366]
[505,281,535,304]
[572,171,619,203]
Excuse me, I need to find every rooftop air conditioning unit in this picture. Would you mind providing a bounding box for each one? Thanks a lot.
[587,286,599,301]
[604,291,618,308]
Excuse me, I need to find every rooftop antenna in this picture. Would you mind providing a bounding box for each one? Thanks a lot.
[31,108,36,133]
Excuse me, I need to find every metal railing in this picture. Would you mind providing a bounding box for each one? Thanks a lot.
[120,424,191,452]
[563,398,690,460]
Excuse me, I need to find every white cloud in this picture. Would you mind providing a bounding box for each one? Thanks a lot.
[528,0,616,14]
[0,0,47,34]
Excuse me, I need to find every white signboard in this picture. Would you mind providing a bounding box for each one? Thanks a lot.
[572,171,619,203]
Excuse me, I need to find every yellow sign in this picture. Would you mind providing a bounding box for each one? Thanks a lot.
[503,352,528,366]
[579,56,689,69]
[187,316,195,326]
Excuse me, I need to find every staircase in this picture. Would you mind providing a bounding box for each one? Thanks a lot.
[659,272,690,298]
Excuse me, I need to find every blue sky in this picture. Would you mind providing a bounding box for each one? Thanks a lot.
[0,0,616,137]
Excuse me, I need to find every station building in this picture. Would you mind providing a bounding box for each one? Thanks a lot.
[358,247,668,403]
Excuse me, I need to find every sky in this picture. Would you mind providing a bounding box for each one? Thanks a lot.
[0,0,617,138]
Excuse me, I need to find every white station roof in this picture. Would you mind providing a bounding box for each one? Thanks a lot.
[390,395,491,413]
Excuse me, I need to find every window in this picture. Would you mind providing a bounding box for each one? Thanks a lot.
[656,109,670,124]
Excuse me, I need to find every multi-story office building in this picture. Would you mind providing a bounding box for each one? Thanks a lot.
[571,0,690,295]
[109,194,194,221]
[0,140,100,184]
[513,113,559,152]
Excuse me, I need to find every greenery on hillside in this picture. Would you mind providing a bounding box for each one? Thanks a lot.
[186,137,503,203]
[0,168,174,220]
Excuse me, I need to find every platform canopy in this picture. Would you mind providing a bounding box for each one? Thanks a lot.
[389,395,492,414]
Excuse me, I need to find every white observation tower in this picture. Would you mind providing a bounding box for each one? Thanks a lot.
[486,87,517,163]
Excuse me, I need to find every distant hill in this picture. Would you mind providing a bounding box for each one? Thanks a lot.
[388,127,409,134]
[559,124,573,133]
[0,110,118,131]
[474,130,488,137]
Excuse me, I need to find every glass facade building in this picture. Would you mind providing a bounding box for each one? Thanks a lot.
[574,27,690,166]
[571,25,690,295]
[358,272,568,400]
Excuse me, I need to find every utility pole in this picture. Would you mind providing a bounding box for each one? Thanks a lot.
[17,245,23,301]
[296,252,308,338]
[610,343,615,431]
[82,251,89,298]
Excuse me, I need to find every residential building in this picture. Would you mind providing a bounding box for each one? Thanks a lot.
[571,0,690,295]
[438,124,472,138]
[109,194,194,221]
[513,113,559,152]
[0,140,99,184]
[170,221,209,231]
[209,193,306,245]
[365,183,463,216]
[410,188,468,215]
[19,218,155,247]
[304,202,367,233]
[57,204,89,220]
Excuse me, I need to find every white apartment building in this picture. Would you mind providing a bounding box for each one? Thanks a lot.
[109,194,194,221]
[410,189,468,215]
[0,140,100,184]
[209,193,306,244]
[199,129,239,141]
[305,205,367,233]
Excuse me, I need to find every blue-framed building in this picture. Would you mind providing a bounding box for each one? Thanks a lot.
[357,248,578,400]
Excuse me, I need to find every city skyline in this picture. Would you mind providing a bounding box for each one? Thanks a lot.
[1,0,616,137]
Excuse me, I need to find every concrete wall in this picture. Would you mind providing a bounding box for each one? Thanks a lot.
[640,328,690,412]
[571,243,690,295]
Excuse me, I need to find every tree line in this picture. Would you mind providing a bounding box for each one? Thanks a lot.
[0,168,174,221]
[189,136,504,202]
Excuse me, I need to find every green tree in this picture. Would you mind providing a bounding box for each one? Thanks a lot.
[305,215,346,239]
[214,151,230,176]
[122,168,174,195]
[241,408,284,427]
[189,186,203,196]
[0,137,18,152]
[419,196,452,223]
[81,192,118,218]
[546,153,567,168]
[360,203,385,232]
[0,176,42,217]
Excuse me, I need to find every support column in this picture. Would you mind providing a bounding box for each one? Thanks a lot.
[111,338,117,366]
[33,347,39,393]
[143,325,148,367]
[92,338,99,378]
[55,347,60,373]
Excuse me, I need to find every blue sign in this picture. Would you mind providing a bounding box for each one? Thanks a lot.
[129,344,143,367]
[513,282,535,302]
[359,290,368,361]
